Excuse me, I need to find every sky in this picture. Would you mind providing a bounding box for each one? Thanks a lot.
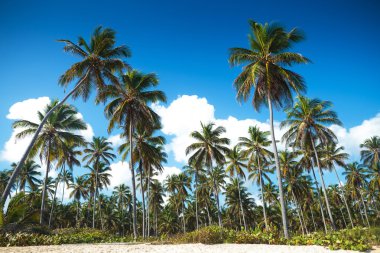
[0,0,379,201]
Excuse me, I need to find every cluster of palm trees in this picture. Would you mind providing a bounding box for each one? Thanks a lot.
[1,21,379,240]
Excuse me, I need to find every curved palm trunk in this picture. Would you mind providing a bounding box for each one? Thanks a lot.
[310,138,336,230]
[310,168,328,233]
[138,161,146,238]
[129,123,138,240]
[40,142,51,225]
[1,70,90,205]
[236,176,247,230]
[333,168,354,228]
[268,96,288,238]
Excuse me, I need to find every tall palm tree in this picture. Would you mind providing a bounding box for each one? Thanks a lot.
[70,176,88,227]
[15,160,41,192]
[186,122,230,227]
[104,70,166,239]
[229,21,309,238]
[343,162,370,227]
[83,136,115,228]
[2,27,130,204]
[225,145,248,230]
[320,143,353,228]
[360,136,380,167]
[238,125,273,230]
[281,96,342,230]
[12,101,86,224]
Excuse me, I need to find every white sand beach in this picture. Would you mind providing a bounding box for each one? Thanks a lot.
[1,243,378,253]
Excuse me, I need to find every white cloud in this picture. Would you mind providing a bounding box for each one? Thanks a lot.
[152,95,284,164]
[1,97,95,163]
[153,166,182,183]
[330,113,380,161]
[107,134,124,148]
[108,161,132,188]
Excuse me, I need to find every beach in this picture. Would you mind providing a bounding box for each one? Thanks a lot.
[1,243,376,253]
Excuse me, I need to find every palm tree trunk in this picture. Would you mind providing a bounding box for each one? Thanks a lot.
[129,122,137,240]
[292,191,305,235]
[236,176,247,230]
[40,142,51,225]
[258,158,269,231]
[359,189,370,228]
[138,161,146,238]
[147,175,151,237]
[195,170,199,230]
[76,200,80,228]
[182,200,186,233]
[155,207,158,236]
[333,167,354,228]
[310,137,336,230]
[206,202,212,226]
[213,179,222,227]
[267,95,288,239]
[92,160,99,229]
[310,168,328,233]
[309,205,317,232]
[1,70,90,205]
[339,207,348,228]
[49,174,60,228]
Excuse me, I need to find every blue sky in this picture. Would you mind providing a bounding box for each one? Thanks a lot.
[0,0,379,199]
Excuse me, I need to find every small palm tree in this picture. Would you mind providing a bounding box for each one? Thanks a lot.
[208,165,226,227]
[113,184,131,236]
[282,96,342,230]
[229,21,310,238]
[13,101,86,224]
[70,176,88,227]
[83,136,115,228]
[2,27,129,204]
[186,122,230,227]
[225,145,248,230]
[104,70,166,239]
[360,136,380,167]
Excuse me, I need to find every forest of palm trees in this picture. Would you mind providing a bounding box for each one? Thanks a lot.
[1,21,380,242]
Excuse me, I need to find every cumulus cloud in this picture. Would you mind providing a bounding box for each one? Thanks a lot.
[153,166,182,183]
[0,97,94,163]
[108,161,132,188]
[152,95,284,164]
[330,113,380,161]
[107,134,124,149]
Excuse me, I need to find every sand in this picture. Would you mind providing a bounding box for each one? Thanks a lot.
[1,243,378,253]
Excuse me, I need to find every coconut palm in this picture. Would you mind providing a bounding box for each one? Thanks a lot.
[360,136,380,167]
[104,70,166,239]
[2,27,129,204]
[113,184,131,235]
[208,165,227,227]
[12,101,86,224]
[186,122,230,227]
[149,179,164,236]
[238,125,273,230]
[320,143,353,228]
[229,20,309,238]
[282,96,342,230]
[83,136,115,228]
[343,162,370,227]
[225,145,248,230]
[15,160,41,192]
[69,176,88,227]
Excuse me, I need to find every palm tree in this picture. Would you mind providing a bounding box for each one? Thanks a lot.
[343,162,370,227]
[320,143,353,228]
[281,96,342,230]
[70,176,88,227]
[186,122,230,227]
[229,21,309,238]
[104,70,166,239]
[238,125,273,230]
[149,179,164,236]
[12,101,86,224]
[225,145,248,230]
[2,27,130,204]
[208,165,226,227]
[360,136,380,167]
[113,184,131,235]
[15,160,41,192]
[83,136,115,228]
